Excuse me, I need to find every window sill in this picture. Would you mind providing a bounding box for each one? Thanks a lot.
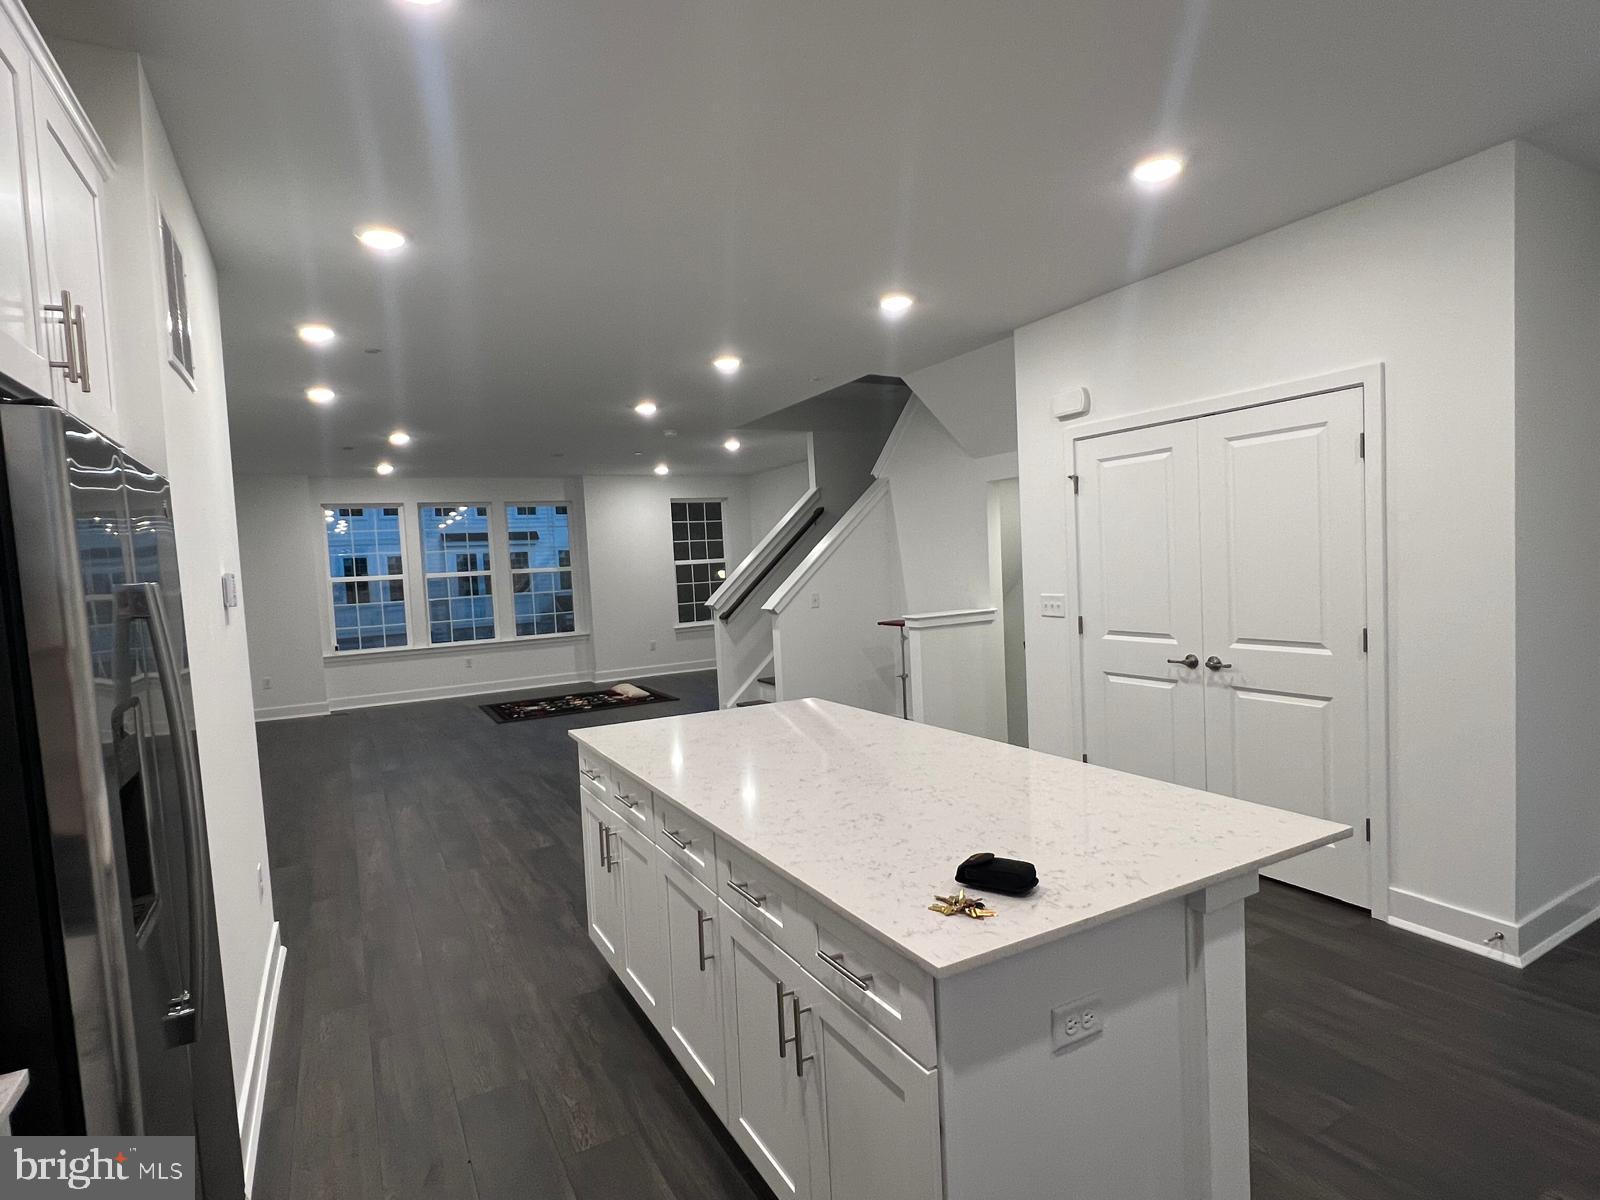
[674,621,715,631]
[324,629,590,663]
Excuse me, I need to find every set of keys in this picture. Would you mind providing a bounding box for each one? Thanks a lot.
[929,890,997,919]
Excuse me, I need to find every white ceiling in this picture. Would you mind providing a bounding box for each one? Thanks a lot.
[31,0,1600,479]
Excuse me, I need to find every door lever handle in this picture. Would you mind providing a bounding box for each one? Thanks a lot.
[1166,654,1199,669]
[1205,656,1233,671]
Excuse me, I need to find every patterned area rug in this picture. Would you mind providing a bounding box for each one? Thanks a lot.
[481,682,677,724]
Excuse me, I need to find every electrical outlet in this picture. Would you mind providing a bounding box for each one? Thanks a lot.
[261,676,272,691]
[256,863,265,903]
[464,657,473,669]
[1051,994,1103,1051]
[1040,594,1067,619]
[649,640,657,652]
[810,592,820,609]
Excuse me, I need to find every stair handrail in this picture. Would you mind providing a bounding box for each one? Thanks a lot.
[720,505,825,622]
[707,485,820,613]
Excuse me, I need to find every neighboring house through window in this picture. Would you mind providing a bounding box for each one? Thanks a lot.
[422,504,495,643]
[671,498,726,625]
[325,505,408,650]
[507,503,576,636]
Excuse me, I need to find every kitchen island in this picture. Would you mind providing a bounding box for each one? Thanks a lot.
[570,698,1347,1200]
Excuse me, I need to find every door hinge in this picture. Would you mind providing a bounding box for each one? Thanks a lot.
[1081,753,1089,764]
[1068,473,1079,495]
[1361,626,1369,653]
[1365,818,1371,842]
[1077,615,1084,635]
[1358,432,1366,459]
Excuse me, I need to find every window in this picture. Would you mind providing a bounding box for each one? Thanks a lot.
[507,504,576,636]
[671,499,726,625]
[160,215,194,382]
[325,506,408,651]
[421,504,495,643]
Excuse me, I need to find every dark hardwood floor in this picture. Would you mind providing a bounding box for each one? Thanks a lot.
[250,671,1600,1200]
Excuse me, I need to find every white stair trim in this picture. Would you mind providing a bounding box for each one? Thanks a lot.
[763,478,891,615]
[707,486,820,612]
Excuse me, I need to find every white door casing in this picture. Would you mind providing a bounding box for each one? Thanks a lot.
[1072,380,1375,909]
[1196,391,1369,905]
[1075,421,1208,789]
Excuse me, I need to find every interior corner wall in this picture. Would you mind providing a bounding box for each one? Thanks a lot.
[1511,142,1600,931]
[234,475,328,718]
[1012,143,1520,936]
[748,460,811,538]
[584,473,753,676]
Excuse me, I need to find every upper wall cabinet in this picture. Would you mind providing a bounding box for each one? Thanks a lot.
[0,0,114,437]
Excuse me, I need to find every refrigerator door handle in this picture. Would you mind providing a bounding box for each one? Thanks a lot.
[115,582,206,1048]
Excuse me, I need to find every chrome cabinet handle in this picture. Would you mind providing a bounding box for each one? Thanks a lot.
[727,880,766,908]
[604,827,620,872]
[580,766,601,781]
[45,289,78,382]
[613,790,638,809]
[117,583,206,1047]
[776,981,791,1058]
[1205,655,1233,671]
[790,993,813,1078]
[597,820,611,869]
[696,909,714,971]
[663,828,692,851]
[1167,654,1199,669]
[74,304,90,393]
[816,950,874,992]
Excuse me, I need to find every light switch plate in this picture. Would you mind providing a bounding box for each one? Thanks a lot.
[1040,594,1067,619]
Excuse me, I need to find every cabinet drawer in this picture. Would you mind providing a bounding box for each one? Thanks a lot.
[606,765,655,833]
[715,839,813,966]
[577,749,611,799]
[653,792,715,893]
[806,902,938,1068]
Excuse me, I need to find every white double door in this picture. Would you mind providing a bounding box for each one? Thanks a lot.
[1076,388,1370,906]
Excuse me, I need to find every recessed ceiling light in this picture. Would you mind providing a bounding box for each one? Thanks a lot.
[712,354,741,376]
[653,462,670,476]
[375,461,395,476]
[1130,153,1185,186]
[297,322,336,345]
[305,385,336,404]
[878,292,915,319]
[723,437,741,452]
[400,0,447,7]
[634,398,658,416]
[387,430,412,446]
[356,225,407,253]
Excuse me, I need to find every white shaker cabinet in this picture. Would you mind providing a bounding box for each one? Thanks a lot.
[579,791,624,972]
[659,853,727,1118]
[612,816,668,1025]
[30,70,113,432]
[0,2,46,396]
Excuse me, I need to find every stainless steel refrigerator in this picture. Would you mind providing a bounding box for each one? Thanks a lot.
[0,402,245,1197]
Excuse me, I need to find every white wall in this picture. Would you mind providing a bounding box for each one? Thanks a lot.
[234,470,753,714]
[1512,144,1600,931]
[902,336,1017,458]
[54,43,279,1101]
[747,459,810,539]
[1014,144,1521,937]
[582,473,751,677]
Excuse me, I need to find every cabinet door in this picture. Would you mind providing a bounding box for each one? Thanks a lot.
[613,817,668,1029]
[800,971,942,1200]
[0,8,46,394]
[579,792,623,971]
[31,72,112,432]
[660,854,727,1117]
[720,908,818,1200]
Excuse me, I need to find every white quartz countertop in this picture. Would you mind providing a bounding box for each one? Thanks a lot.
[570,699,1349,976]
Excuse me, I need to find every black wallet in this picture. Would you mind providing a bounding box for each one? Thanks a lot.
[955,852,1038,896]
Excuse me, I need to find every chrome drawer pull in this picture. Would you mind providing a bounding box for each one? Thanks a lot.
[597,821,611,869]
[604,827,619,873]
[614,791,638,809]
[790,993,813,1078]
[727,880,766,908]
[776,981,791,1057]
[696,909,714,971]
[663,828,693,851]
[580,767,602,782]
[817,950,874,991]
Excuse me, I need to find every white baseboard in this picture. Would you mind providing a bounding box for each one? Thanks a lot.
[238,924,286,1196]
[1386,878,1600,968]
[594,659,714,684]
[253,700,331,723]
[316,660,716,714]
[1516,871,1600,966]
